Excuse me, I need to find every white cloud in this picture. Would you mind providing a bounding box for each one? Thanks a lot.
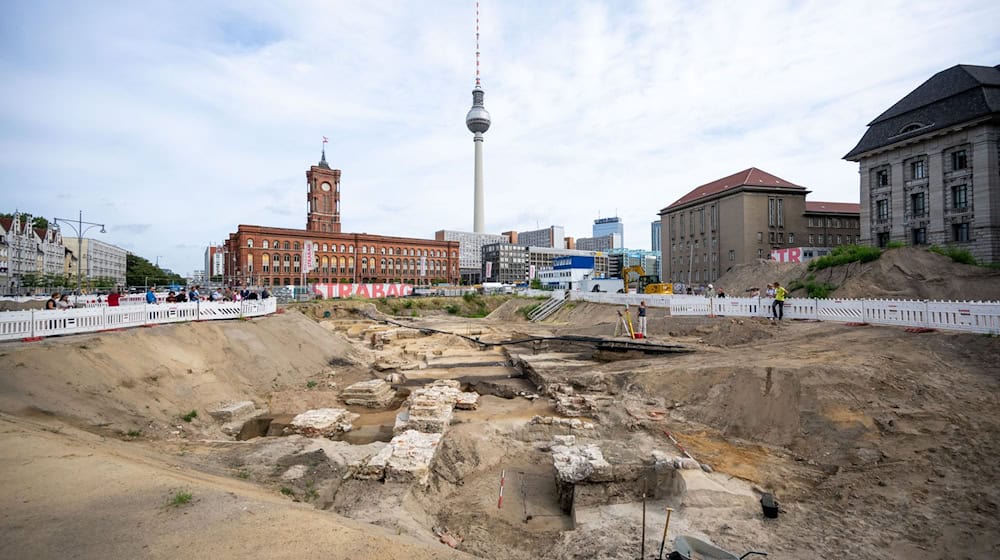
[1,0,998,273]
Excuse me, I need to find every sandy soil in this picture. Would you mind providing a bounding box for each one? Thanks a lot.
[2,300,999,559]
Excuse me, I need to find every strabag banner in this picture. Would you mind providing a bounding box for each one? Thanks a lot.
[311,283,414,298]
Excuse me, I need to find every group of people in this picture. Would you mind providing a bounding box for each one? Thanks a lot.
[146,285,271,304]
[44,293,74,310]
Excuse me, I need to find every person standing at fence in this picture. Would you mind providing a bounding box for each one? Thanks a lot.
[771,281,787,321]
[145,287,157,305]
[57,294,72,310]
[261,288,270,300]
[189,285,201,302]
[46,293,58,310]
[108,290,121,307]
[638,301,648,337]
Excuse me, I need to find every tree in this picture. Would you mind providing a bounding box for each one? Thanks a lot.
[126,254,184,287]
[530,278,543,290]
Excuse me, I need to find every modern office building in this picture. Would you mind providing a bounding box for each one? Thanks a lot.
[63,237,127,287]
[527,246,608,279]
[517,226,565,249]
[575,234,618,252]
[537,255,598,289]
[435,230,508,284]
[844,63,1000,262]
[651,221,661,251]
[592,217,624,248]
[205,245,224,280]
[480,242,528,284]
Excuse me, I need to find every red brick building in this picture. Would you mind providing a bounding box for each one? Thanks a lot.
[223,153,459,287]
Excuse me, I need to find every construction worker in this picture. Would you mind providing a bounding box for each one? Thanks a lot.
[638,301,648,337]
[771,281,787,321]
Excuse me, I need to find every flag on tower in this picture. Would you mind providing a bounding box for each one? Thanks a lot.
[322,136,328,143]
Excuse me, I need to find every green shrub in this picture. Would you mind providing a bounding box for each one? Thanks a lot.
[804,281,836,299]
[445,304,460,315]
[280,486,294,496]
[181,410,198,422]
[168,491,193,506]
[517,304,540,318]
[808,245,882,271]
[928,245,977,265]
[886,240,905,249]
[306,380,317,389]
[786,280,804,292]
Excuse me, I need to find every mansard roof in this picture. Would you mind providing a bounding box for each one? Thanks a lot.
[845,64,1000,160]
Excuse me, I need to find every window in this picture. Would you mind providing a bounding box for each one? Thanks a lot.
[952,150,967,170]
[293,241,300,251]
[768,198,775,226]
[757,232,763,242]
[911,160,926,179]
[768,232,775,243]
[818,234,825,244]
[846,236,852,244]
[809,234,814,245]
[246,238,254,248]
[283,241,290,250]
[912,228,926,245]
[911,192,927,217]
[262,240,269,249]
[689,211,695,235]
[837,235,842,245]
[700,208,705,234]
[876,199,889,221]
[322,243,328,252]
[777,232,784,243]
[877,170,889,186]
[757,249,764,258]
[728,249,735,262]
[952,184,968,209]
[953,222,970,242]
[788,233,795,244]
[711,204,718,231]
[777,199,784,227]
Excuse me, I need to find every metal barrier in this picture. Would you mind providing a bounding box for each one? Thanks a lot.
[562,291,1000,335]
[0,299,278,342]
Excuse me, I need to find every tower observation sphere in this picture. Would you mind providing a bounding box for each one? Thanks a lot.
[466,86,491,134]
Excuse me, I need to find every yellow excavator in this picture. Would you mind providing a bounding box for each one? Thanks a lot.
[621,265,673,295]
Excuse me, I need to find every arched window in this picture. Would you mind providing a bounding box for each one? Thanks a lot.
[313,243,319,251]
[362,246,367,254]
[283,241,290,250]
[293,254,300,263]
[380,247,386,255]
[263,240,270,249]
[262,254,270,272]
[341,244,346,252]
[293,241,300,251]
[361,257,368,270]
[348,257,355,269]
[246,254,253,271]
[322,243,328,252]
[247,238,254,248]
[339,257,346,273]
[322,256,329,272]
[349,245,354,253]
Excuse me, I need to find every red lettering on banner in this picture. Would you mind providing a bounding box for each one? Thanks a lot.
[356,284,371,298]
[372,284,385,298]
[387,284,399,297]
[789,248,801,262]
[401,284,414,296]
[339,283,353,298]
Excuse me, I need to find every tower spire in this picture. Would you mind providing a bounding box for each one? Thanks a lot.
[465,0,491,233]
[318,136,330,169]
[475,0,481,88]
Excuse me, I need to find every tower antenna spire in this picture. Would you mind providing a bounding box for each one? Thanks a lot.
[475,0,481,87]
[466,0,491,233]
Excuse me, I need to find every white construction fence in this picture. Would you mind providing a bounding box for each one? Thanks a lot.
[0,299,278,342]
[567,292,1000,335]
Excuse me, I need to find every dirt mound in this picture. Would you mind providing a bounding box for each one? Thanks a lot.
[0,309,364,436]
[717,247,1000,301]
[485,297,543,321]
[715,260,807,296]
[822,247,1000,301]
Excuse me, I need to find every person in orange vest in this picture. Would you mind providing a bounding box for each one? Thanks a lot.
[771,281,788,321]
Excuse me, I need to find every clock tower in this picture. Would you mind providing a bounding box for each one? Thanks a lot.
[306,148,341,233]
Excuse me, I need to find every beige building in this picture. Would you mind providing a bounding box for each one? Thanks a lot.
[658,168,860,284]
[844,63,1000,263]
[63,238,127,287]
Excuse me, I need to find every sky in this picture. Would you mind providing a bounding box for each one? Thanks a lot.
[1,1,999,275]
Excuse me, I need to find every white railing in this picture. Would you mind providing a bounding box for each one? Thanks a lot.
[0,299,278,342]
[567,292,1000,335]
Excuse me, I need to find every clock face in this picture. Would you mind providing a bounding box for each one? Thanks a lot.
[321,182,331,192]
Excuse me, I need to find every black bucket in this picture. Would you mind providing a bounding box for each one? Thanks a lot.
[760,492,779,518]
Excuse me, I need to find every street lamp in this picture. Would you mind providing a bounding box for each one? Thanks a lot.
[54,211,105,301]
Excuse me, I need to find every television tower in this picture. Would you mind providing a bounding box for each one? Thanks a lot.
[465,0,491,233]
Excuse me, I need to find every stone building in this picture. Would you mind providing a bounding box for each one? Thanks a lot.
[223,153,459,287]
[658,168,860,284]
[62,238,127,287]
[844,63,1000,263]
